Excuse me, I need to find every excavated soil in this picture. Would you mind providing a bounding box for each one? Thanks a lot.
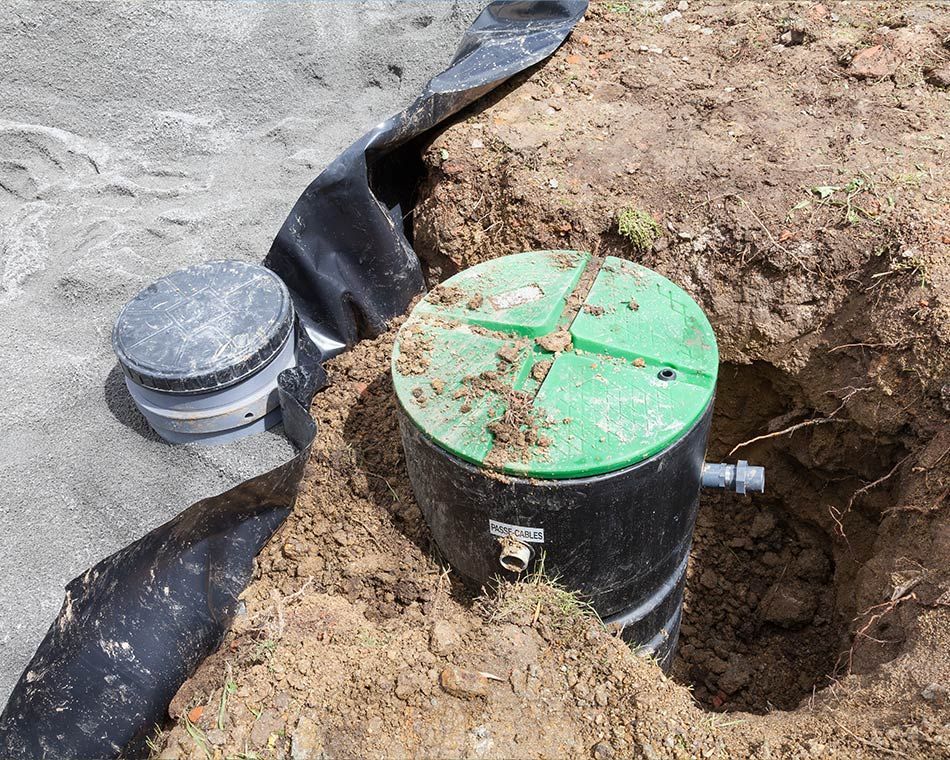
[155,2,949,758]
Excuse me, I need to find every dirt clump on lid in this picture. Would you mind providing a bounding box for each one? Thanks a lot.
[428,283,466,306]
[156,2,950,758]
[392,322,431,376]
[531,358,553,383]
[452,351,555,469]
[535,329,573,354]
[484,384,554,469]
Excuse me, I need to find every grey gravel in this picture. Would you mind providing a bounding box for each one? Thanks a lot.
[0,0,481,704]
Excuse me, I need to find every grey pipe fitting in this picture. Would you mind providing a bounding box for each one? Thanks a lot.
[498,535,532,573]
[701,460,765,494]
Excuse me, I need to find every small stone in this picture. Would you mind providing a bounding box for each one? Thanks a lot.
[440,666,490,699]
[471,725,493,757]
[291,715,325,760]
[430,620,459,655]
[281,541,300,559]
[205,729,227,746]
[849,45,899,80]
[430,378,445,395]
[471,138,485,149]
[573,681,591,701]
[628,299,639,311]
[497,344,521,364]
[760,551,782,567]
[466,293,484,310]
[705,655,728,674]
[779,21,806,46]
[700,569,718,589]
[779,31,793,45]
[249,708,281,747]
[593,741,615,759]
[549,178,559,189]
[749,511,777,538]
[661,10,682,24]
[594,683,609,706]
[632,357,646,368]
[719,661,752,694]
[652,235,669,250]
[395,671,420,700]
[510,668,528,695]
[924,67,950,89]
[921,682,948,704]
[793,547,831,582]
[761,582,818,627]
[676,0,688,10]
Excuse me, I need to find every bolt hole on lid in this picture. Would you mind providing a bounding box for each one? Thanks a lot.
[112,260,297,445]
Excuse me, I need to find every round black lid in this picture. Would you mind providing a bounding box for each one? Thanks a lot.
[113,260,294,394]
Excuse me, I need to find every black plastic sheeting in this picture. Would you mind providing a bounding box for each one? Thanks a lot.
[0,2,586,757]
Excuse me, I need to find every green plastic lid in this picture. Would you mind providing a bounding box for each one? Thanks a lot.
[392,251,718,479]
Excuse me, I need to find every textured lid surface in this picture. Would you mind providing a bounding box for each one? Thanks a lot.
[392,251,718,478]
[113,260,294,393]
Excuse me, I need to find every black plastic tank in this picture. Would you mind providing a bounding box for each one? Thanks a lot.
[391,251,719,667]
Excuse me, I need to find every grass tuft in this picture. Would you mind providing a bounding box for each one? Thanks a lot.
[617,207,660,253]
[483,552,600,633]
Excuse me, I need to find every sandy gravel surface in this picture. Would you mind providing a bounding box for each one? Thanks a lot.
[0,0,481,703]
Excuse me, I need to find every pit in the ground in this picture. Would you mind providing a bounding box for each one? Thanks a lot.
[671,360,904,714]
[673,487,839,713]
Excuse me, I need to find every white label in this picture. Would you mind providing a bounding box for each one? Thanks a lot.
[489,519,544,543]
[489,284,544,311]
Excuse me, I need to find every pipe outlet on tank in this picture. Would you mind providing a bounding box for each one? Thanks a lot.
[702,460,765,494]
[498,535,532,573]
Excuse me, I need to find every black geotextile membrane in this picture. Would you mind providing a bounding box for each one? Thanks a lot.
[0,2,587,757]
